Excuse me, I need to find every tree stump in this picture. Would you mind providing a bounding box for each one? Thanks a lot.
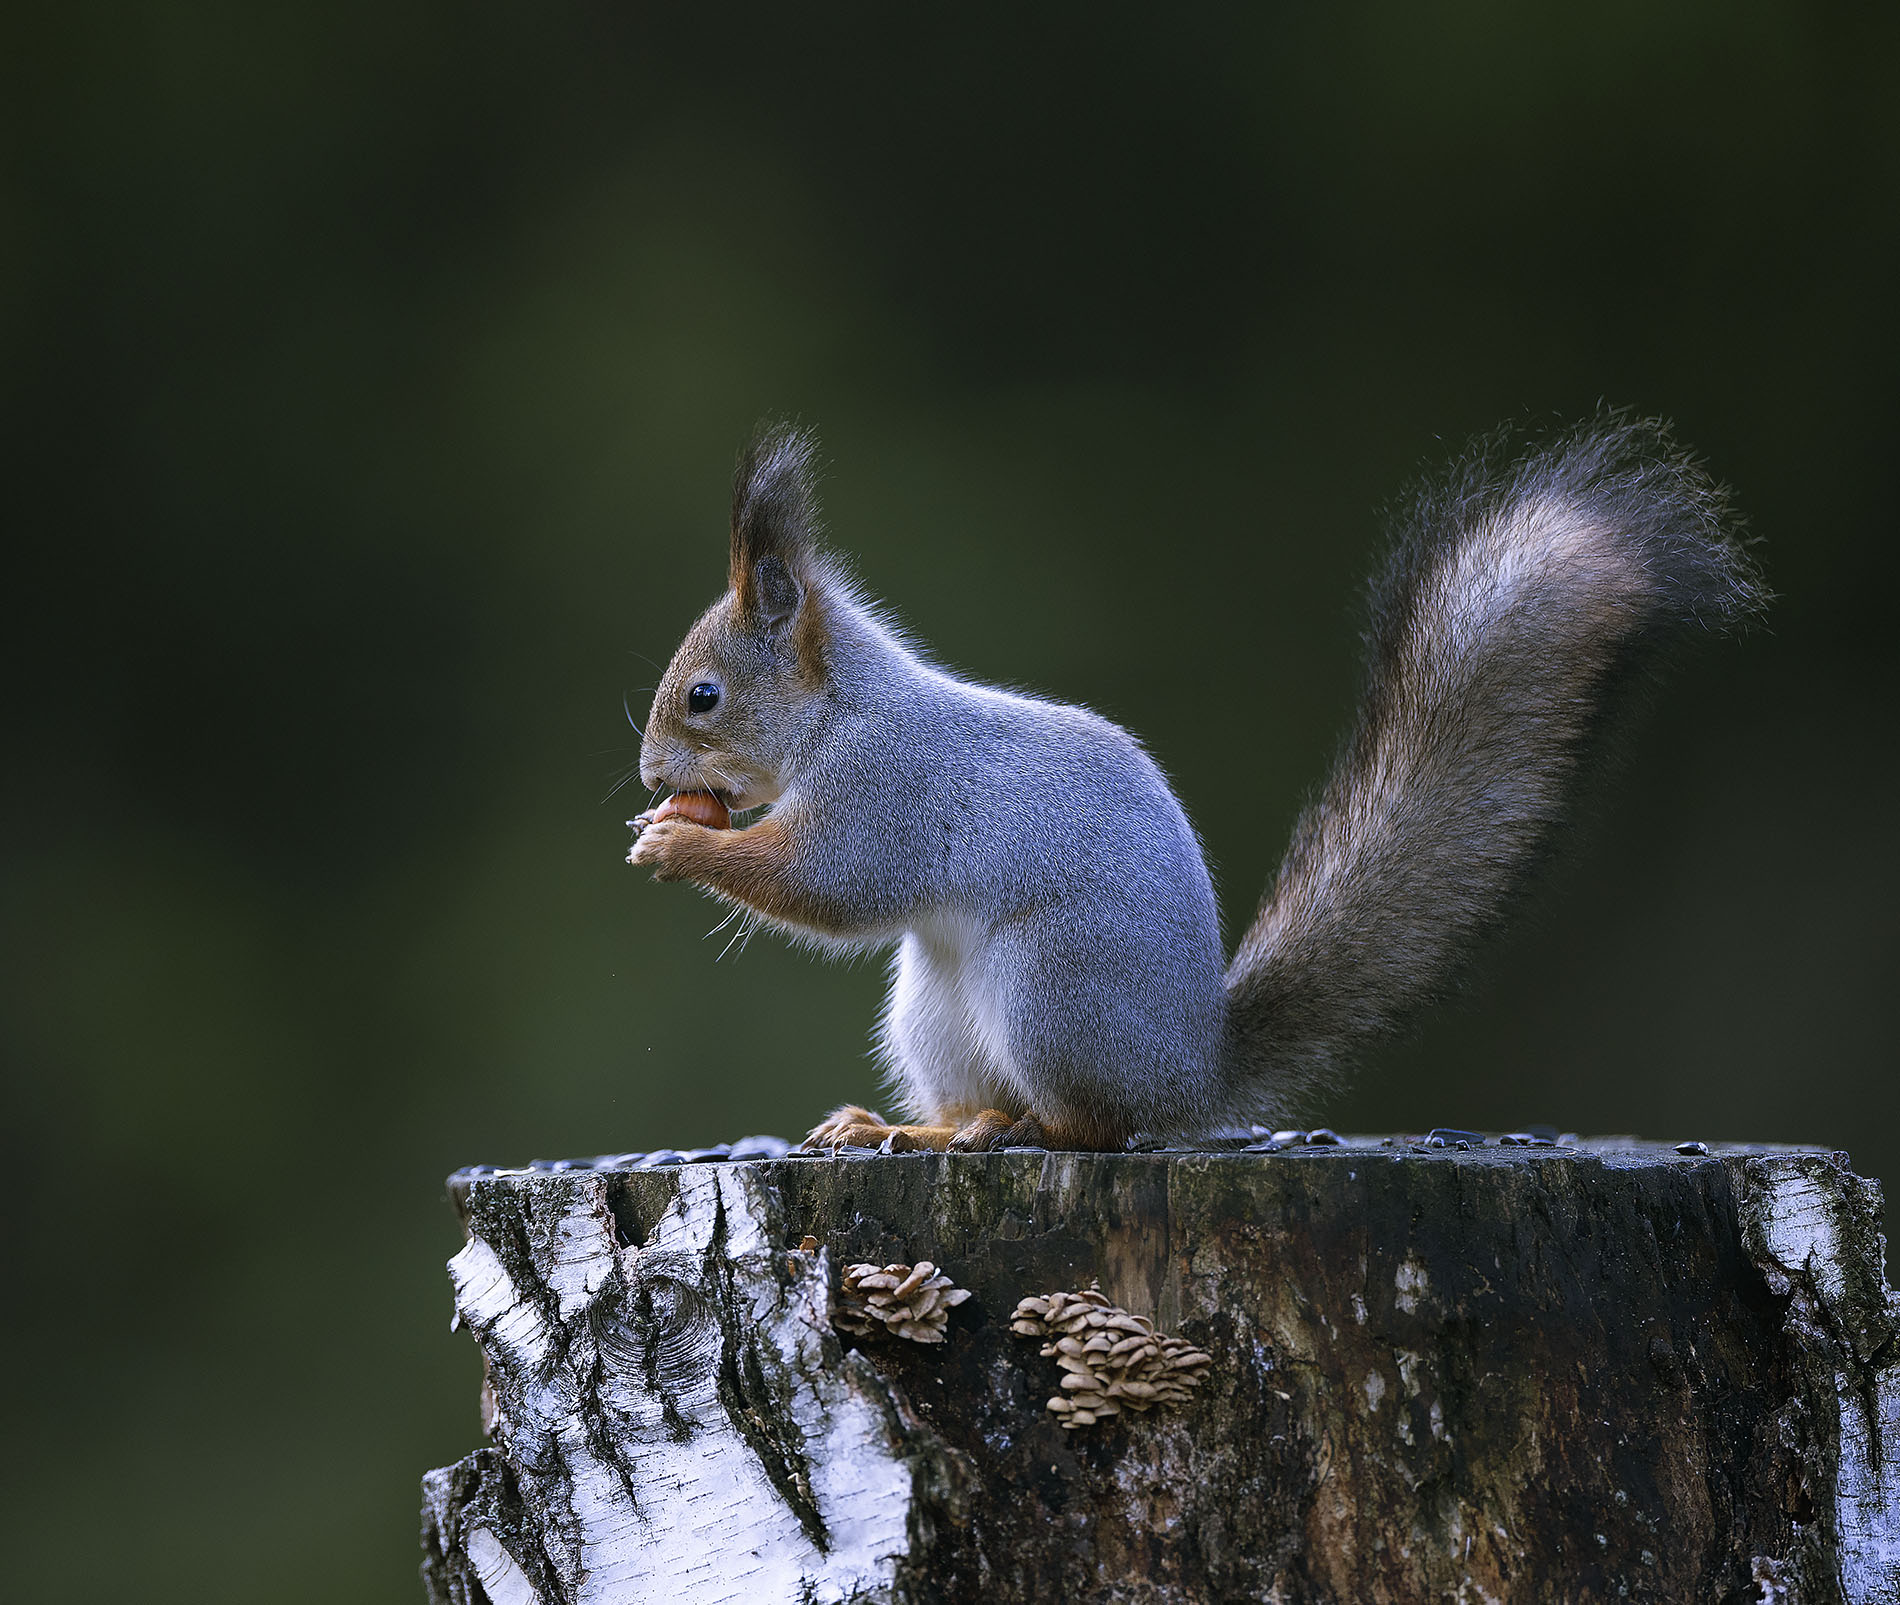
[419,1139,1900,1604]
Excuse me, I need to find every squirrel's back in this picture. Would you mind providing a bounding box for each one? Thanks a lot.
[807,608,1231,1135]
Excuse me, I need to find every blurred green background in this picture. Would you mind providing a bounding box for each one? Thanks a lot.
[3,2,1895,1599]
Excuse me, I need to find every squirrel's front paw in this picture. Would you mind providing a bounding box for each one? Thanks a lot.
[627,817,710,880]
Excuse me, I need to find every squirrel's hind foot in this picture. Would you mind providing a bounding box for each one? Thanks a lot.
[801,1106,964,1152]
[946,1109,1038,1151]
[801,1104,1127,1153]
[799,1105,1036,1153]
[800,1104,893,1150]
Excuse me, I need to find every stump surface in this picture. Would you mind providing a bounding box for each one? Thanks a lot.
[421,1139,1900,1605]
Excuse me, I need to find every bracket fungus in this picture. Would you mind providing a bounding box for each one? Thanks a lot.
[834,1260,972,1344]
[1010,1287,1212,1428]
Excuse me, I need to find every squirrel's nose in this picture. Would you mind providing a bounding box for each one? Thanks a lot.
[637,739,666,795]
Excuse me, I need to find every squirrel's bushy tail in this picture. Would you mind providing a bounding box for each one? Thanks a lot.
[1222,413,1765,1119]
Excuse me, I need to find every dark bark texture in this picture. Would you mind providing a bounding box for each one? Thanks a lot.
[421,1140,1900,1605]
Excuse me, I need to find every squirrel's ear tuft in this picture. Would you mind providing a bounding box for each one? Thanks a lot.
[730,422,821,627]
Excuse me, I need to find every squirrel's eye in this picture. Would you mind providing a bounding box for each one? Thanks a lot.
[687,683,721,715]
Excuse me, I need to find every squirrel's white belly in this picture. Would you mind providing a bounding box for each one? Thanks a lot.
[877,911,1025,1121]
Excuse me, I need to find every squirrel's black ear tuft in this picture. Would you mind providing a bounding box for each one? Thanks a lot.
[730,422,821,627]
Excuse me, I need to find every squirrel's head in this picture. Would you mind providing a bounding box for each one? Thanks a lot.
[639,424,834,811]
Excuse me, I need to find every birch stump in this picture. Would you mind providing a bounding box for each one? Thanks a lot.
[420,1139,1900,1605]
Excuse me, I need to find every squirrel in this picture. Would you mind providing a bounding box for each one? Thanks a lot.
[627,415,1764,1153]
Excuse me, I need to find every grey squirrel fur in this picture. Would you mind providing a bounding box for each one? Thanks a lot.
[629,414,1764,1152]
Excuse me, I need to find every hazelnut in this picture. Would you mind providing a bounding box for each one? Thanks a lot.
[654,790,731,830]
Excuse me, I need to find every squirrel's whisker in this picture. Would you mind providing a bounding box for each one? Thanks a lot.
[602,762,647,804]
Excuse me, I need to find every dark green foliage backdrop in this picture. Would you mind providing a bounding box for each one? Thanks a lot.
[3,4,1894,1599]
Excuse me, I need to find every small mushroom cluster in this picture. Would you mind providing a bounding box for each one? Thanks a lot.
[834,1260,972,1344]
[1010,1287,1212,1428]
